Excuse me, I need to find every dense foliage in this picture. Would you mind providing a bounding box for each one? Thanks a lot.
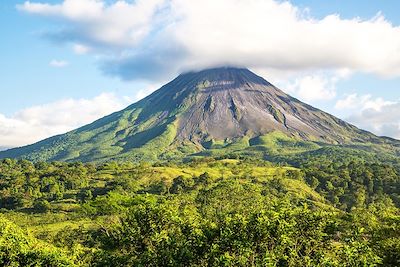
[0,157,399,266]
[0,216,75,266]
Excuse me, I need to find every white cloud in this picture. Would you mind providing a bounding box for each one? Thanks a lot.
[18,0,166,48]
[335,94,395,111]
[0,93,130,148]
[17,0,400,80]
[283,74,337,102]
[335,94,400,139]
[335,94,364,110]
[49,59,69,67]
[73,43,91,54]
[271,68,353,103]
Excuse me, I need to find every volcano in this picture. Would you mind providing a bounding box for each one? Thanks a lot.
[0,67,397,162]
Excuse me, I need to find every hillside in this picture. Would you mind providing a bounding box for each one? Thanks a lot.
[0,67,398,162]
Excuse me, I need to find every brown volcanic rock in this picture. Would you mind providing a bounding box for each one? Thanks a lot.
[165,67,376,144]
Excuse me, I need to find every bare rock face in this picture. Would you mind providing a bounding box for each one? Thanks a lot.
[144,67,377,145]
[0,67,392,162]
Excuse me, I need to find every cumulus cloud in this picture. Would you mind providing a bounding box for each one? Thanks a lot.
[269,68,353,103]
[18,0,168,48]
[17,0,400,81]
[49,59,69,67]
[282,74,337,102]
[335,94,394,111]
[0,93,131,148]
[335,94,400,139]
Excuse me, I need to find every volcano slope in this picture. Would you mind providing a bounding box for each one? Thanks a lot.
[1,67,398,162]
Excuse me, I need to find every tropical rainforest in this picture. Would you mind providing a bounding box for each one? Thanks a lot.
[0,149,399,266]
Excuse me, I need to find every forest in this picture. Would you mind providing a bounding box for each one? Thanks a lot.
[0,152,399,266]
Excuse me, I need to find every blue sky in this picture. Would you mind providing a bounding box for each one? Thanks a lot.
[1,1,145,114]
[1,0,400,148]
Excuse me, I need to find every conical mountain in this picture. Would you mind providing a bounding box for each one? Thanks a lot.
[0,67,397,162]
